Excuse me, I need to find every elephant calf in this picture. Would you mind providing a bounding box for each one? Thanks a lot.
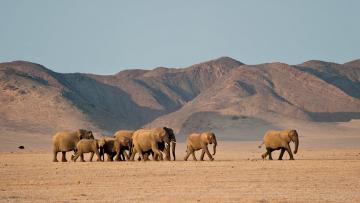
[259,129,299,160]
[71,139,106,162]
[184,132,217,161]
[101,136,132,161]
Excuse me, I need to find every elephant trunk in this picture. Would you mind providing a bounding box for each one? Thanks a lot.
[171,141,176,161]
[213,136,217,155]
[128,139,133,158]
[294,137,299,154]
[165,141,171,161]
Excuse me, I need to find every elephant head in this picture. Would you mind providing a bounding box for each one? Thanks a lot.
[163,127,176,161]
[77,129,94,140]
[203,132,217,155]
[288,130,299,154]
[96,138,106,161]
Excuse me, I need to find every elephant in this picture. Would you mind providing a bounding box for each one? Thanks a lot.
[100,136,132,161]
[258,129,299,160]
[71,139,106,162]
[114,130,134,160]
[52,129,94,162]
[141,127,176,161]
[184,132,217,161]
[130,127,175,161]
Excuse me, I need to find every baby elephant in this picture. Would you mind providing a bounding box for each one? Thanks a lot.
[100,136,132,161]
[71,139,106,162]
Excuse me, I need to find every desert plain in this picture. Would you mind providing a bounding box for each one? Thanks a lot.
[1,122,360,203]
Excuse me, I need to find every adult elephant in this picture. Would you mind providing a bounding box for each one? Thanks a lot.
[130,127,176,161]
[52,129,94,162]
[142,127,176,161]
[184,132,217,161]
[258,129,299,160]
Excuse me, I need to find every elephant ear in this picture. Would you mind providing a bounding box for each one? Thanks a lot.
[163,127,175,141]
[158,128,166,140]
[288,130,296,139]
[77,129,86,139]
[163,127,169,135]
[204,133,211,142]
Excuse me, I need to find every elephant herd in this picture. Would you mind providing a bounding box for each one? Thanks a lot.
[52,127,299,162]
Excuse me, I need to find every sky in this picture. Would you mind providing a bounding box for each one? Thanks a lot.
[1,1,359,74]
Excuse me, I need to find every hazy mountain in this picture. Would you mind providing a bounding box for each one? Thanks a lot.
[1,57,359,144]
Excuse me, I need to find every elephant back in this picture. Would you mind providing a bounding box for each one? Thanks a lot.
[114,130,134,139]
[132,129,158,151]
[52,131,80,152]
[76,139,97,153]
[263,130,290,148]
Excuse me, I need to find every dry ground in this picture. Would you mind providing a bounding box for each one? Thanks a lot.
[0,141,360,203]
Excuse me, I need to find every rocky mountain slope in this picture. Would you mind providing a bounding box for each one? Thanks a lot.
[149,61,360,137]
[1,57,359,144]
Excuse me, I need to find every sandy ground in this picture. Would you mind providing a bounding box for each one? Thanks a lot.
[0,141,360,203]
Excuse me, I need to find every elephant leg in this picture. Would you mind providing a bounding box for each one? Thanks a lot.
[202,145,214,161]
[285,145,294,160]
[150,152,156,161]
[53,150,59,162]
[184,146,192,161]
[159,153,164,161]
[191,149,197,161]
[138,151,146,161]
[151,142,162,161]
[89,152,94,162]
[154,151,163,161]
[267,148,273,160]
[130,148,136,161]
[144,153,150,161]
[278,148,286,160]
[72,153,79,162]
[199,150,205,161]
[80,153,85,162]
[123,151,130,161]
[61,151,67,162]
[106,154,112,162]
[95,151,102,162]
[116,153,121,161]
[115,150,121,161]
[131,146,142,161]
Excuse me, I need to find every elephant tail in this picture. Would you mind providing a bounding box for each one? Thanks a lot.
[258,142,264,148]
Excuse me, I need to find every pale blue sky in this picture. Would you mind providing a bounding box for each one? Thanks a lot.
[1,1,359,74]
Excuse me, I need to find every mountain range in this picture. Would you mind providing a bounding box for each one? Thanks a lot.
[1,57,359,145]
